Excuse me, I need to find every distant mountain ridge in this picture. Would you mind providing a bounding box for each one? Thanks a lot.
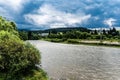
[18,27,91,33]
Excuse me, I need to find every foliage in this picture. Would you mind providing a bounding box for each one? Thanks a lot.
[18,27,120,41]
[48,31,91,39]
[0,31,41,79]
[47,27,120,41]
[19,31,41,40]
[67,39,80,44]
[50,38,65,42]
[23,69,47,80]
[19,31,28,40]
[0,17,47,80]
[30,32,41,40]
[0,16,18,36]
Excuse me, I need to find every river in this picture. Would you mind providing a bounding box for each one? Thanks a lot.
[29,40,120,80]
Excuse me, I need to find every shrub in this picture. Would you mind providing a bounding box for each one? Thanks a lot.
[67,39,80,44]
[0,17,47,80]
[19,31,28,40]
[0,31,41,79]
[0,16,18,36]
[50,38,63,42]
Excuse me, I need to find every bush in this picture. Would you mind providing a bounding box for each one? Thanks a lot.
[30,33,41,40]
[23,69,47,80]
[0,31,42,79]
[0,16,18,36]
[50,38,64,42]
[67,39,80,44]
[19,31,28,40]
[0,17,47,80]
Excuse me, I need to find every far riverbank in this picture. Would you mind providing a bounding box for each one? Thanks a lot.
[42,38,120,48]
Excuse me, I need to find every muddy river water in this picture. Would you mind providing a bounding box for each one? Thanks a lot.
[29,40,120,80]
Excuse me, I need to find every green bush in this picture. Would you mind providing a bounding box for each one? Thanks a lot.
[50,38,63,42]
[67,39,80,44]
[30,33,41,40]
[19,31,28,40]
[0,16,18,36]
[0,31,40,78]
[0,17,47,80]
[23,69,47,80]
[0,31,45,79]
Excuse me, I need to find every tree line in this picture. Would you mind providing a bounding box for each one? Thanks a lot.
[19,27,120,41]
[47,27,120,40]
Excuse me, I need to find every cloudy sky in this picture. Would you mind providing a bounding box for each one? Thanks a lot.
[0,0,120,30]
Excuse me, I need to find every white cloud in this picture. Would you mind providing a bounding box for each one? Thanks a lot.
[104,18,116,27]
[24,4,91,28]
[94,16,99,20]
[0,0,29,12]
[0,0,30,20]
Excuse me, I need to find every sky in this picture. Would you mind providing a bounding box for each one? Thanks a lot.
[0,0,120,30]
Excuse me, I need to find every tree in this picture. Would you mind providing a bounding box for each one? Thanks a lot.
[108,27,119,36]
[94,29,98,35]
[103,29,106,35]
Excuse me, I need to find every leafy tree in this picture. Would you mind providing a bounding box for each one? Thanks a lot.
[94,29,98,35]
[107,27,119,36]
[30,32,41,40]
[103,29,106,35]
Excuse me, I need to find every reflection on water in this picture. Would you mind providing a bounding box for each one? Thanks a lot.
[29,40,120,80]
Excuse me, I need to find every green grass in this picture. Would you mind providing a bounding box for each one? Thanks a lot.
[42,38,120,48]
[43,38,66,43]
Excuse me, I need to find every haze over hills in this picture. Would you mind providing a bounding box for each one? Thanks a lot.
[0,0,120,30]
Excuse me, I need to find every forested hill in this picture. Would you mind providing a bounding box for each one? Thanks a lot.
[42,27,91,33]
[19,27,91,33]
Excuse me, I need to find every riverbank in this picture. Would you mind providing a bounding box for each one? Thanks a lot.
[42,38,120,48]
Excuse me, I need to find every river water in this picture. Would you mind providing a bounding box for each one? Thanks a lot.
[29,40,120,80]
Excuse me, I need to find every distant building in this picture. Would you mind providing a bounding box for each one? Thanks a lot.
[41,33,49,36]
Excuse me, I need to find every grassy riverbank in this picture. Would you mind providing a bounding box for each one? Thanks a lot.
[43,38,120,47]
